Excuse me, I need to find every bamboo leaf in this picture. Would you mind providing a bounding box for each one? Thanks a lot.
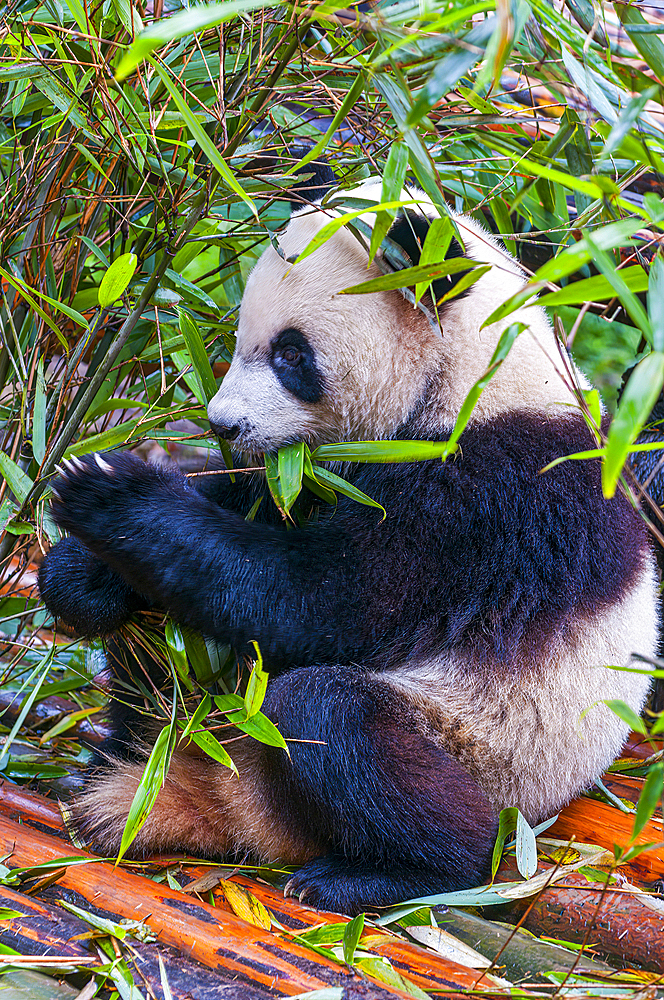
[341,258,480,295]
[98,253,138,307]
[178,309,217,403]
[116,0,276,78]
[633,762,664,839]
[602,352,664,497]
[148,59,257,218]
[0,452,33,503]
[312,440,454,463]
[368,143,409,264]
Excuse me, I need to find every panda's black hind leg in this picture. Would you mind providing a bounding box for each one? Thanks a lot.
[262,664,498,915]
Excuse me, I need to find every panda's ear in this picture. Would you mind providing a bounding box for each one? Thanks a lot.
[239,146,335,207]
[387,209,470,305]
[287,146,336,206]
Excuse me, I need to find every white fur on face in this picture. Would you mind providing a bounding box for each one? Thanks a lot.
[208,186,585,454]
[207,354,325,455]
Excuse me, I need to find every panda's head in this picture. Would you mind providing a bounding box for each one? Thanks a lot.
[207,184,578,456]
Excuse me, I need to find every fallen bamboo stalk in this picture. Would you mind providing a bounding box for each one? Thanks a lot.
[0,884,94,961]
[498,865,664,972]
[3,781,664,980]
[0,883,339,1000]
[0,811,498,997]
[548,797,664,882]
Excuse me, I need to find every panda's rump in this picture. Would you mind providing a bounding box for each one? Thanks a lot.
[381,560,657,824]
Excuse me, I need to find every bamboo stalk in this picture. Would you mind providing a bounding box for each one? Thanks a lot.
[0,811,490,997]
[548,797,664,881]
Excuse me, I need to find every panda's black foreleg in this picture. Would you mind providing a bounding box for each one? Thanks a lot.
[259,664,498,914]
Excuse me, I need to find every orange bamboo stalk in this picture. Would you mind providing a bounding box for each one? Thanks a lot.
[549,797,664,881]
[0,812,491,997]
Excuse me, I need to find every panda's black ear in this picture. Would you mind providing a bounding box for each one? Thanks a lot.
[286,145,336,205]
[239,146,335,207]
[387,209,470,305]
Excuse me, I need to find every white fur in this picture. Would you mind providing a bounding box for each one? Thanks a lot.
[208,184,584,452]
[381,564,658,824]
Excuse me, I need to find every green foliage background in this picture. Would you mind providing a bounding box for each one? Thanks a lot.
[0,4,663,991]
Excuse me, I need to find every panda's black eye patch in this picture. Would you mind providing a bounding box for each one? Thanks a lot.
[270,328,325,404]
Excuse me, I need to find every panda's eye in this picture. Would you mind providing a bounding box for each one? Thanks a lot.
[280,346,301,367]
[270,327,325,404]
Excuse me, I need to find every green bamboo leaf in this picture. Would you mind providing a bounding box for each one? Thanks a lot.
[33,358,47,466]
[341,258,479,296]
[602,699,647,736]
[603,351,664,497]
[116,0,275,78]
[446,324,523,452]
[648,256,664,353]
[148,59,257,218]
[74,143,115,186]
[179,693,212,742]
[343,912,365,967]
[168,269,217,310]
[33,76,89,132]
[368,143,409,264]
[190,728,237,772]
[309,465,385,516]
[633,762,664,838]
[178,309,217,403]
[110,0,144,36]
[98,253,138,307]
[435,264,491,306]
[491,807,518,879]
[182,629,214,685]
[265,443,305,516]
[116,718,177,864]
[584,239,652,341]
[214,693,246,714]
[416,217,453,303]
[243,642,268,719]
[618,3,664,80]
[293,199,417,265]
[312,440,453,463]
[303,451,337,506]
[354,958,430,999]
[406,20,495,126]
[0,451,33,504]
[233,711,288,752]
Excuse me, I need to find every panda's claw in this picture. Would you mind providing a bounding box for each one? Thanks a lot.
[94,453,114,474]
[70,455,85,470]
[54,463,67,477]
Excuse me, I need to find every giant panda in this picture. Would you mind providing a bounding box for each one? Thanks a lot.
[38,182,658,915]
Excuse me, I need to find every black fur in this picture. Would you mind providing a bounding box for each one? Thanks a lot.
[261,664,497,912]
[388,209,472,305]
[42,413,647,671]
[270,328,326,404]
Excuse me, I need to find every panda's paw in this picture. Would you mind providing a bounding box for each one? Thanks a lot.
[50,451,176,543]
[284,855,389,916]
[39,536,148,637]
[285,854,452,916]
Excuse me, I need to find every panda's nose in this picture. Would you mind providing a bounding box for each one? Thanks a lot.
[210,419,241,441]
